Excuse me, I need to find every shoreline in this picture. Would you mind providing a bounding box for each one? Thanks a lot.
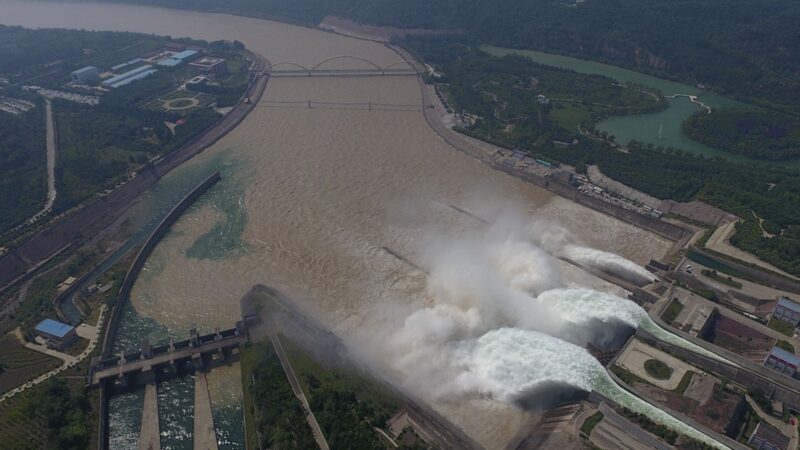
[0,55,269,294]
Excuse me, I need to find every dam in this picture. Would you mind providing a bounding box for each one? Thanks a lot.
[0,2,688,448]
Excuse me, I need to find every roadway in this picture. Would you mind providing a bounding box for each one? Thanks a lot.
[194,373,219,450]
[0,67,269,292]
[270,334,330,450]
[91,334,244,385]
[26,99,57,225]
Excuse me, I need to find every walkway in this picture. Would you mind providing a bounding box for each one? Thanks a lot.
[139,383,161,450]
[27,99,57,225]
[193,372,218,450]
[0,305,107,403]
[271,335,330,450]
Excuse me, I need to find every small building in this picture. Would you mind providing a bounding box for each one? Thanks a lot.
[764,346,800,379]
[772,297,800,327]
[70,66,99,84]
[188,57,228,77]
[34,318,78,351]
[102,65,158,89]
[536,94,550,105]
[748,422,790,450]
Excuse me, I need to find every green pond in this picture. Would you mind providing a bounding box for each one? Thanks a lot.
[482,46,794,167]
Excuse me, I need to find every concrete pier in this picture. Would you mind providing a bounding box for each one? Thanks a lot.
[193,373,219,450]
[138,383,161,450]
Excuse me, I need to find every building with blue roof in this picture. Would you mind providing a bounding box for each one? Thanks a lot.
[34,318,78,350]
[773,297,800,327]
[157,58,183,67]
[103,65,157,89]
[71,66,99,84]
[171,50,199,61]
[765,346,800,379]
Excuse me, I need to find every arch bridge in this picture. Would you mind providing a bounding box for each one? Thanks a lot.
[266,55,420,77]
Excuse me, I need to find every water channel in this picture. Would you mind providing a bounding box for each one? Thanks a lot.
[482,46,792,167]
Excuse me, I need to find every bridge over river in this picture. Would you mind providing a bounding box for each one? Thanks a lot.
[265,55,420,77]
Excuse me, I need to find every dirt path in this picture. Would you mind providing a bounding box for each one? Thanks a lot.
[705,221,799,280]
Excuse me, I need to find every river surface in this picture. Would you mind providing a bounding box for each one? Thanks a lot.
[1,2,673,448]
[482,46,789,166]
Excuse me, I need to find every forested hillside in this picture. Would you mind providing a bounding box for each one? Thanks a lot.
[0,104,46,233]
[105,0,800,114]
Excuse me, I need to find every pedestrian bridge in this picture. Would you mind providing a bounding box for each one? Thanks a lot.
[89,324,245,386]
[266,55,420,77]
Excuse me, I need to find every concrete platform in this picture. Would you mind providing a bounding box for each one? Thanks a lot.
[193,373,218,450]
[139,383,160,450]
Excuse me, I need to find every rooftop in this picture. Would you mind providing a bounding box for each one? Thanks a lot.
[189,57,225,68]
[172,50,199,60]
[35,318,74,338]
[752,422,790,450]
[71,66,97,75]
[769,346,800,367]
[777,297,800,314]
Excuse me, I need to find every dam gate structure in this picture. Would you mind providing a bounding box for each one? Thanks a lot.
[90,325,247,450]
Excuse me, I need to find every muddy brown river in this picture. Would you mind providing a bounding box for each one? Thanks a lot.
[1,2,672,447]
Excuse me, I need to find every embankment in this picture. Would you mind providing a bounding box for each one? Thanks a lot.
[0,68,268,293]
[386,44,691,243]
[96,171,220,450]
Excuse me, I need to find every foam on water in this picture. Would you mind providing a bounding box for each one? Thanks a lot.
[460,328,728,449]
[562,244,656,285]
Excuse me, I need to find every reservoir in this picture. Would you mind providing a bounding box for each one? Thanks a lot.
[1,2,677,448]
[482,46,785,167]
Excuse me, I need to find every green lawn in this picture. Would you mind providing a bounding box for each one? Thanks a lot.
[673,371,694,395]
[580,411,603,436]
[768,318,795,337]
[644,359,673,380]
[550,103,590,132]
[661,298,684,325]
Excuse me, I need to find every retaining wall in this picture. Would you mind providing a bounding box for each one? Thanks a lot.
[96,172,220,450]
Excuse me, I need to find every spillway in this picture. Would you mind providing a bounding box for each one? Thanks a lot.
[462,328,728,449]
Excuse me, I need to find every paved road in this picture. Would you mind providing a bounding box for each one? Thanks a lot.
[193,372,219,450]
[139,383,161,450]
[25,99,57,225]
[0,305,106,403]
[592,403,672,450]
[270,335,330,450]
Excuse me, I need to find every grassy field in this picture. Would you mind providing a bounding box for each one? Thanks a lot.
[551,103,590,132]
[661,298,684,325]
[644,359,673,380]
[0,332,60,394]
[768,318,795,337]
[673,371,694,395]
[580,411,603,436]
[0,387,52,450]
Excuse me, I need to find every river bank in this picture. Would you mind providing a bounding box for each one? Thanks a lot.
[1,3,679,448]
[480,46,791,167]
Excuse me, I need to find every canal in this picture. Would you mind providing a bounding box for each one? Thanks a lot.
[481,45,793,167]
